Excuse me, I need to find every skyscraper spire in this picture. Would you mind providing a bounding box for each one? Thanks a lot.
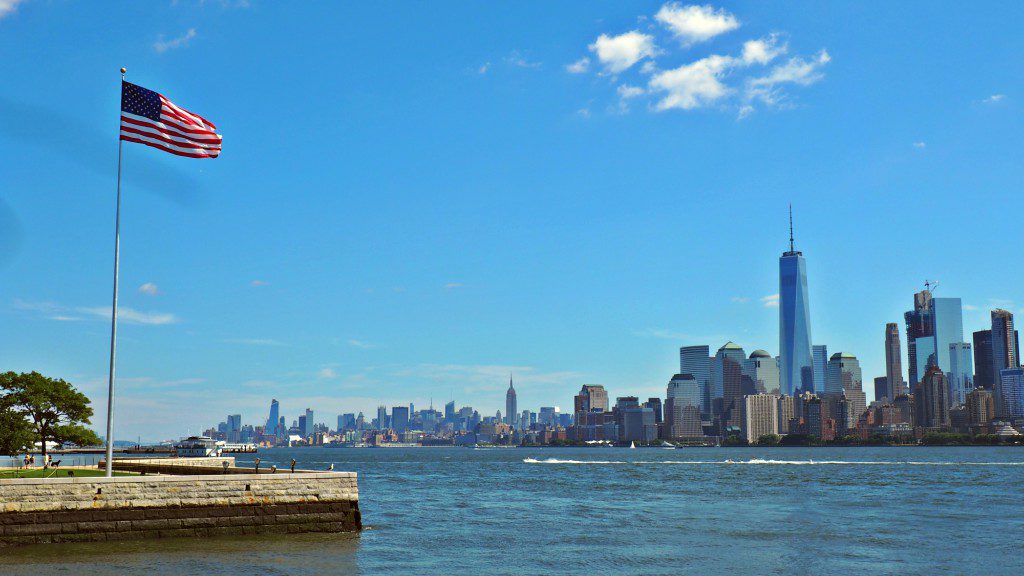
[789,203,794,253]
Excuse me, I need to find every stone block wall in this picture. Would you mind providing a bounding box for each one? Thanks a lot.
[0,472,360,547]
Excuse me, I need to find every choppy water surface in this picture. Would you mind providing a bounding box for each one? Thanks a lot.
[6,446,1024,575]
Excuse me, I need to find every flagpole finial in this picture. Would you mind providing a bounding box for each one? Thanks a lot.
[120,67,126,75]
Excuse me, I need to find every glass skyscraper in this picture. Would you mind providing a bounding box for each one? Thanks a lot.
[680,345,711,417]
[812,344,828,394]
[266,399,280,437]
[779,212,813,396]
[948,342,973,406]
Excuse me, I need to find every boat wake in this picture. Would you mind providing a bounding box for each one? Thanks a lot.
[522,457,1024,466]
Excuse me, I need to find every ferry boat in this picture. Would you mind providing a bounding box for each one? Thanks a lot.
[174,436,225,458]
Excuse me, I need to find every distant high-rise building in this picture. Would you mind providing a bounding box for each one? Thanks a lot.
[227,414,241,432]
[973,330,994,390]
[906,293,964,387]
[914,366,950,429]
[740,394,779,443]
[644,398,663,424]
[991,309,1018,417]
[664,398,702,438]
[303,408,314,437]
[376,405,387,431]
[444,401,456,423]
[885,323,906,398]
[874,376,889,404]
[574,385,609,417]
[743,350,780,395]
[947,342,973,406]
[779,208,814,396]
[999,367,1024,419]
[667,374,701,410]
[505,376,517,426]
[680,345,711,416]
[621,407,657,442]
[266,399,280,437]
[777,395,795,434]
[812,344,828,394]
[909,286,933,385]
[965,388,995,429]
[825,352,866,428]
[931,298,964,375]
[391,406,410,433]
[713,342,746,420]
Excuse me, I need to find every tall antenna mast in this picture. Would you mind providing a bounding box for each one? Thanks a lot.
[788,204,794,252]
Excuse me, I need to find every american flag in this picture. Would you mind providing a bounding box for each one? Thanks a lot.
[120,81,222,158]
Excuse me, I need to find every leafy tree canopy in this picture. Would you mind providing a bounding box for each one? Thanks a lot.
[0,371,102,459]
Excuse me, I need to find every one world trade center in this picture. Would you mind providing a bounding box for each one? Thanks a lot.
[779,208,814,396]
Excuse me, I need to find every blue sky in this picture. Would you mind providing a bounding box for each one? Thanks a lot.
[1,1,1021,441]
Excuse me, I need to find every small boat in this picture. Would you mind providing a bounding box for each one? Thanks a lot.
[629,441,636,449]
[174,436,224,458]
[660,442,675,449]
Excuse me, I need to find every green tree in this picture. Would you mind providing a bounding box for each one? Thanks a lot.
[0,372,102,460]
[0,407,34,456]
[756,434,781,446]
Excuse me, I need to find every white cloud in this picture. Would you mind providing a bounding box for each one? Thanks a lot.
[566,57,590,74]
[963,304,979,311]
[913,141,926,149]
[504,50,541,69]
[317,368,337,379]
[731,296,749,303]
[478,62,490,74]
[0,0,25,20]
[250,279,267,287]
[589,31,657,74]
[347,339,375,349]
[154,28,197,54]
[576,107,591,119]
[655,3,739,45]
[649,54,734,111]
[741,35,786,65]
[444,282,464,290]
[983,94,1005,104]
[615,84,646,113]
[79,306,178,325]
[745,49,830,106]
[138,282,160,296]
[761,293,779,308]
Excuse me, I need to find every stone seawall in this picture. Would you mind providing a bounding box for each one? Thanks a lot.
[0,472,360,547]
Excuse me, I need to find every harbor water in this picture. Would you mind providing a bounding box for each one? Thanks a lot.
[4,446,1023,575]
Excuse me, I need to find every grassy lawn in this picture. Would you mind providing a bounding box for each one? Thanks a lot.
[0,468,135,479]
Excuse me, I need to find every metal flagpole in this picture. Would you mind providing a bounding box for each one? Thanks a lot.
[104,67,126,477]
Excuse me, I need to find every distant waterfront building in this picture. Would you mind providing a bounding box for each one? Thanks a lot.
[505,376,517,426]
[947,342,973,406]
[913,335,937,384]
[296,409,314,438]
[965,388,995,429]
[802,395,835,441]
[931,297,964,376]
[574,385,609,419]
[825,353,866,429]
[266,399,280,438]
[621,406,657,443]
[904,289,934,388]
[779,209,814,396]
[740,394,779,443]
[444,401,456,423]
[680,345,712,416]
[885,323,906,398]
[664,397,702,439]
[644,398,663,424]
[667,374,702,410]
[874,376,889,404]
[743,350,780,395]
[991,309,1018,417]
[376,405,388,431]
[812,344,828,395]
[999,367,1024,419]
[713,342,746,422]
[776,395,795,434]
[972,330,994,390]
[914,366,950,429]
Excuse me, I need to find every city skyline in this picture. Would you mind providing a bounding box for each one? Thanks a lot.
[2,2,1023,440]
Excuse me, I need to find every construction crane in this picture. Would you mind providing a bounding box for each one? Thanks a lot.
[924,279,939,293]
